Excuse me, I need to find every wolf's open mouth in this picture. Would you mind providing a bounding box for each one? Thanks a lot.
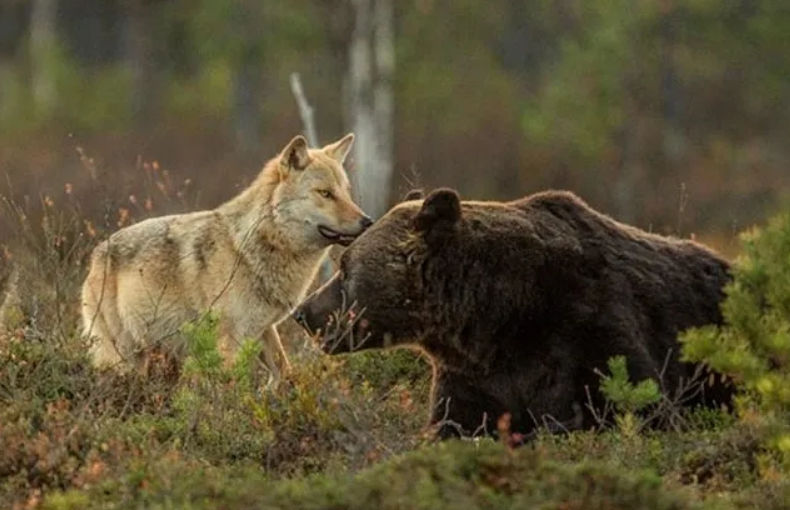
[318,226,357,246]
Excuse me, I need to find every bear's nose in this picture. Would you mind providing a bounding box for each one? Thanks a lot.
[292,308,307,327]
[359,215,374,229]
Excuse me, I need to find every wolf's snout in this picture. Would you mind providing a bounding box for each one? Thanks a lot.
[317,214,372,246]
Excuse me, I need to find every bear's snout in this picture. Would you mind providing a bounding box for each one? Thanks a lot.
[292,307,308,328]
[293,271,346,333]
[292,304,325,336]
[292,301,361,355]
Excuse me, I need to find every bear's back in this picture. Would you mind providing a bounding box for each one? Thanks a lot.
[510,190,732,402]
[511,190,731,307]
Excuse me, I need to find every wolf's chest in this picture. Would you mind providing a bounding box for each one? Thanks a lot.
[230,256,317,309]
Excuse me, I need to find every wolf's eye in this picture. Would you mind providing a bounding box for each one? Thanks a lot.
[317,189,334,200]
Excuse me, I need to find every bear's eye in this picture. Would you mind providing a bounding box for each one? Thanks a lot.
[317,189,335,200]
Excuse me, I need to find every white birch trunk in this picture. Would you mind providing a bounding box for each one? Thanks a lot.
[372,0,395,217]
[30,0,58,115]
[348,0,394,219]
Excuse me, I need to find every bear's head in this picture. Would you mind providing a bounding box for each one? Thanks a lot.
[292,187,582,357]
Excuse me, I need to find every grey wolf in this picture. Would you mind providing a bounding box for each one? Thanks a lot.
[81,133,372,385]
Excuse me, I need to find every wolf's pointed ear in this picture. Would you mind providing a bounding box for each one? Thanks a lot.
[402,189,424,202]
[410,188,461,235]
[280,135,311,172]
[323,133,355,165]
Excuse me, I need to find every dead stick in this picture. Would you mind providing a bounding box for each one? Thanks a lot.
[288,72,333,282]
[289,73,319,148]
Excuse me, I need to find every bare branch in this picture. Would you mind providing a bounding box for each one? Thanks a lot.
[289,72,319,148]
[288,72,335,283]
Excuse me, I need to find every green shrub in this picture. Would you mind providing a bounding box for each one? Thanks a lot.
[342,347,432,394]
[0,307,429,506]
[599,356,663,415]
[681,207,790,468]
[43,440,698,510]
[598,355,662,436]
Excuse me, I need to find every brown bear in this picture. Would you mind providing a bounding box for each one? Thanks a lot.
[292,187,735,441]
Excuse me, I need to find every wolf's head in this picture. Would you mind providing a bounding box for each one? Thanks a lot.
[271,133,372,248]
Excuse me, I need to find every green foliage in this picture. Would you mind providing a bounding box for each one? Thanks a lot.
[183,0,322,65]
[676,2,790,118]
[598,355,662,437]
[164,61,233,121]
[681,207,790,468]
[521,0,649,163]
[684,405,737,432]
[181,312,224,378]
[532,420,765,505]
[342,348,432,392]
[41,440,697,510]
[0,296,426,506]
[600,356,663,415]
[0,0,788,239]
[232,336,265,392]
[0,44,132,136]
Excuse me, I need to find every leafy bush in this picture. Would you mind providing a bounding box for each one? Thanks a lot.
[42,439,698,510]
[599,356,663,415]
[342,348,432,394]
[597,355,663,436]
[0,304,430,507]
[681,207,790,468]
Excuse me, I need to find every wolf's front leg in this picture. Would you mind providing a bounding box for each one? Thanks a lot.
[261,326,291,389]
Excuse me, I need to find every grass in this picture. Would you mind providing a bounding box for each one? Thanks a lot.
[1,149,789,510]
[3,325,789,510]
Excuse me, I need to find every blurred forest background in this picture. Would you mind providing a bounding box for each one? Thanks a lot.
[0,0,788,253]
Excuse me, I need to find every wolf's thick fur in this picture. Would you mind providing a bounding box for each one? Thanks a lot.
[80,134,371,384]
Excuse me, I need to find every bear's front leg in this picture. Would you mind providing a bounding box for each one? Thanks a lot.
[428,370,504,441]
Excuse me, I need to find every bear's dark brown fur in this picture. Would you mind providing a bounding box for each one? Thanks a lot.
[293,188,735,440]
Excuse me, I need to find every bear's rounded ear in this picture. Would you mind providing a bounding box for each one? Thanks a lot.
[402,188,424,202]
[411,188,462,234]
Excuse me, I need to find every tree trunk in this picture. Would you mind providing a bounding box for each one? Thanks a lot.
[29,0,58,116]
[348,0,374,207]
[348,0,395,219]
[372,0,394,214]
[660,0,684,170]
[232,51,261,155]
[231,2,262,155]
[499,0,533,78]
[0,59,12,121]
[126,0,158,128]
